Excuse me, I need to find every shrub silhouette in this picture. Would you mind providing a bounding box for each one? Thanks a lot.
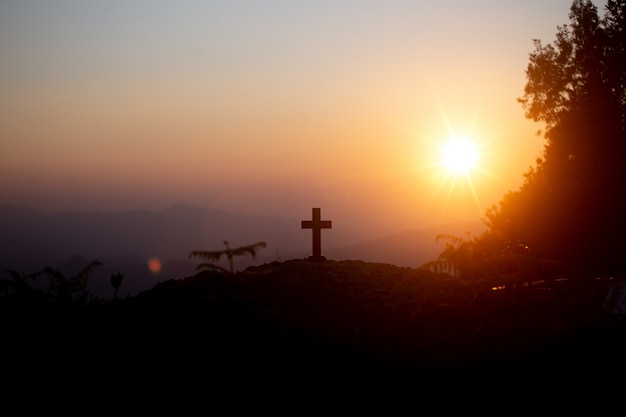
[0,268,46,305]
[110,272,125,300]
[1,261,104,305]
[43,260,103,305]
[189,240,267,274]
[422,231,566,291]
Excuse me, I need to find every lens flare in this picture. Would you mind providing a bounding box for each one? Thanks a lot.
[148,258,162,273]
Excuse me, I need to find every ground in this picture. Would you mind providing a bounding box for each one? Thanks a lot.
[3,259,626,409]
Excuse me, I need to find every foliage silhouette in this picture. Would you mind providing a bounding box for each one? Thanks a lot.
[43,260,103,304]
[110,272,125,300]
[1,261,104,305]
[484,0,626,277]
[189,240,267,274]
[423,231,567,292]
[0,268,46,304]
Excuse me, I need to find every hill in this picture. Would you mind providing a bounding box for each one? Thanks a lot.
[4,258,625,407]
[0,204,483,298]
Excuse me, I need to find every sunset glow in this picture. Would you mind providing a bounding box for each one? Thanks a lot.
[0,1,569,233]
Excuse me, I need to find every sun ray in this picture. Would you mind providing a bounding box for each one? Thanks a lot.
[464,172,483,214]
[416,89,501,219]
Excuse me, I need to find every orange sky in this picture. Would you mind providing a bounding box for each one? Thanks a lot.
[0,1,592,236]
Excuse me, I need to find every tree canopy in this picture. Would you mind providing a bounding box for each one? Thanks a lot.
[485,0,626,277]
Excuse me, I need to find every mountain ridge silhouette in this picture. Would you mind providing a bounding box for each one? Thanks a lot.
[0,203,483,297]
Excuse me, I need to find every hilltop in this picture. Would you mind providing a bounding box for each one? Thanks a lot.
[5,258,625,405]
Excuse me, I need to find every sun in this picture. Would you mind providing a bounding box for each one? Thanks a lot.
[440,136,478,175]
[429,134,484,214]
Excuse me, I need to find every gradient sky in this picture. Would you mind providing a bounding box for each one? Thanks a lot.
[0,0,598,236]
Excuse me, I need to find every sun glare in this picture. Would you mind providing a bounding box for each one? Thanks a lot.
[441,137,478,175]
[423,131,489,218]
[417,91,500,218]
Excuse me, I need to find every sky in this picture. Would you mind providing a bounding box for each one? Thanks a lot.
[0,0,602,237]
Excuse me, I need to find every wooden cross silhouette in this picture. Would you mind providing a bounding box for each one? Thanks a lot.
[301,207,332,261]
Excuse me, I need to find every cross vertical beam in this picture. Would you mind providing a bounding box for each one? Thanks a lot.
[301,207,332,261]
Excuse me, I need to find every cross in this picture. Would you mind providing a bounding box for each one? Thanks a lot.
[301,207,332,261]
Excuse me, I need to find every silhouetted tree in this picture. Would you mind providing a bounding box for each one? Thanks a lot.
[486,0,626,277]
[189,241,267,274]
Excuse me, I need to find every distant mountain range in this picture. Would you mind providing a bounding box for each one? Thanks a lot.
[0,204,485,298]
[325,222,486,268]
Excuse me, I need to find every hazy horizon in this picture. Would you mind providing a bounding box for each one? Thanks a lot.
[0,200,487,297]
[1,1,594,237]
